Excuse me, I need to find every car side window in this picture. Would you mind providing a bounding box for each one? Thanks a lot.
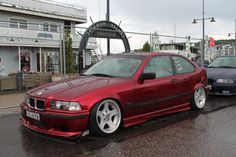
[172,56,195,74]
[144,56,173,78]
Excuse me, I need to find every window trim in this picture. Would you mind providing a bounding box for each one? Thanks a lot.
[42,23,49,31]
[50,24,58,32]
[42,22,58,32]
[170,55,196,75]
[9,17,28,29]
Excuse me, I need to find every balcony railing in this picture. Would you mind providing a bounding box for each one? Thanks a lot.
[0,0,87,21]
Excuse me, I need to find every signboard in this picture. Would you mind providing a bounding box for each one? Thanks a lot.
[209,37,215,47]
[91,30,121,39]
[84,21,126,40]
[78,20,130,73]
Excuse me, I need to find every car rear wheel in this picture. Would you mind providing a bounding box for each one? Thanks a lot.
[191,87,206,110]
[89,99,122,136]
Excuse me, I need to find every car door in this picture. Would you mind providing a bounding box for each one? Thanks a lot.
[133,55,182,115]
[170,55,196,104]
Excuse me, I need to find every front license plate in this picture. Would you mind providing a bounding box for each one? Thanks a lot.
[26,111,40,121]
[222,90,230,94]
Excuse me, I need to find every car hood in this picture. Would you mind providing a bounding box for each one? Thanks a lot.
[27,76,129,100]
[206,68,236,80]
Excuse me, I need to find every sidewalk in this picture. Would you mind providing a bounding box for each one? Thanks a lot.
[0,93,25,115]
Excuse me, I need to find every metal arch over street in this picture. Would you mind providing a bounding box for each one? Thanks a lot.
[78,20,131,73]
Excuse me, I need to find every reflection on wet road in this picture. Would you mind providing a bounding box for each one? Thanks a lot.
[0,96,236,157]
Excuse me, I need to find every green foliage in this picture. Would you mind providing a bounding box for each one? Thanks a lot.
[65,29,74,73]
[142,41,150,52]
[215,39,236,45]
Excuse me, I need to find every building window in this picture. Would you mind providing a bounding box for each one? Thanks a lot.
[10,18,27,29]
[43,23,49,31]
[50,24,57,32]
[42,23,57,32]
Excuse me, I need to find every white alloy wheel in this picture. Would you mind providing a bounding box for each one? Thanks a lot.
[96,100,121,134]
[194,87,206,109]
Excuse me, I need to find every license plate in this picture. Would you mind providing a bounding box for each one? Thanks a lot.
[222,90,230,94]
[26,111,40,121]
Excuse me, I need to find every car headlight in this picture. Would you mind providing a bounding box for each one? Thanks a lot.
[50,101,81,111]
[24,95,30,105]
[216,79,234,84]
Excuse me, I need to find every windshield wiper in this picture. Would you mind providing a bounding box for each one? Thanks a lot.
[218,66,236,68]
[207,66,217,68]
[91,73,113,77]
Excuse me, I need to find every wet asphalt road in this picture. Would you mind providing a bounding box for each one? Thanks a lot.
[1,96,236,157]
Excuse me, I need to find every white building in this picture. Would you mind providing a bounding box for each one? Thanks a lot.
[0,0,96,75]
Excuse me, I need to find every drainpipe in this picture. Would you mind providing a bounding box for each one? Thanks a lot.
[18,46,21,71]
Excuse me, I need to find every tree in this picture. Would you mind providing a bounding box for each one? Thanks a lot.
[142,41,150,52]
[65,29,74,73]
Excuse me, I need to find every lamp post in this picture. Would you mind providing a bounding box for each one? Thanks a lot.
[106,0,110,56]
[192,0,215,67]
[228,19,236,55]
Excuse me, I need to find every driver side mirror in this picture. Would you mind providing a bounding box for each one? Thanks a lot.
[138,72,156,81]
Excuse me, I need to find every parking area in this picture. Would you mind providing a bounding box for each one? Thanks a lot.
[0,95,236,156]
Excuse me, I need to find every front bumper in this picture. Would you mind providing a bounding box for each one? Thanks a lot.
[208,83,236,96]
[20,103,90,138]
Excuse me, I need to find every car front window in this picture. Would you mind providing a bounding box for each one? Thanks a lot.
[144,56,173,78]
[208,56,236,68]
[84,56,144,78]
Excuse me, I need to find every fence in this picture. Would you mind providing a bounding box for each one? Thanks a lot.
[0,19,208,94]
[0,72,52,93]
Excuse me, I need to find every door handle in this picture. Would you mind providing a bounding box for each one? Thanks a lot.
[170,79,178,84]
[183,78,189,81]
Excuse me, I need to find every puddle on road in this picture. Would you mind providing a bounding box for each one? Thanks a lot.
[1,96,236,157]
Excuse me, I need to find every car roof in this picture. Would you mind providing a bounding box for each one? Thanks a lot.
[114,52,178,57]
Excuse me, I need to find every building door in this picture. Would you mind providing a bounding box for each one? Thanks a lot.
[21,51,30,73]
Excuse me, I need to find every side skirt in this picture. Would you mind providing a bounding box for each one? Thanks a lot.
[123,103,191,128]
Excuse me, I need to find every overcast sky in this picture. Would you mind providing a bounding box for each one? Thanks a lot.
[55,0,236,52]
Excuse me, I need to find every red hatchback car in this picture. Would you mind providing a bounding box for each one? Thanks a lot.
[21,52,209,138]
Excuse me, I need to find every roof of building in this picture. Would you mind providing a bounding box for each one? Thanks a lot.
[0,0,87,23]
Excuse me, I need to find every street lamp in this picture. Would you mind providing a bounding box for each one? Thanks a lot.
[228,19,236,54]
[106,0,110,56]
[192,0,215,67]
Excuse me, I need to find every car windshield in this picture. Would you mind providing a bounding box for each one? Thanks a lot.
[208,56,236,68]
[84,56,144,78]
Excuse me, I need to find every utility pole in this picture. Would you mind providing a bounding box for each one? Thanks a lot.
[227,19,236,54]
[202,0,205,68]
[235,18,236,54]
[174,23,176,43]
[192,0,215,67]
[106,0,110,56]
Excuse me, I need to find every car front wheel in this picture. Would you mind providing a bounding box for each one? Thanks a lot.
[191,87,206,110]
[89,99,122,136]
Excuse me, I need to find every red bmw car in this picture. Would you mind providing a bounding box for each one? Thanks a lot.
[21,52,209,138]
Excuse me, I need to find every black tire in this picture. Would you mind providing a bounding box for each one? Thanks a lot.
[190,87,206,110]
[89,99,122,137]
